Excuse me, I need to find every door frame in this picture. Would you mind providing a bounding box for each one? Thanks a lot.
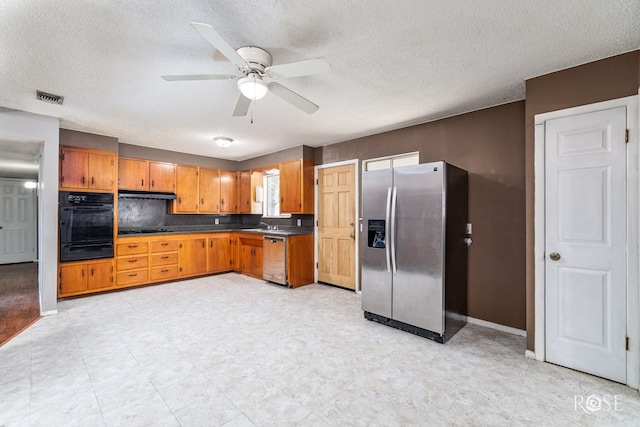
[533,95,639,388]
[314,159,360,292]
[0,178,38,264]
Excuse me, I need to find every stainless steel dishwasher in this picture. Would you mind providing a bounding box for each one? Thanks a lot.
[263,235,287,285]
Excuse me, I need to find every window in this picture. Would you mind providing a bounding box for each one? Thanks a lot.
[264,172,280,216]
[363,152,419,171]
[261,169,290,218]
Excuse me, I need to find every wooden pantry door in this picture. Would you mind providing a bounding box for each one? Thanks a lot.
[317,164,356,290]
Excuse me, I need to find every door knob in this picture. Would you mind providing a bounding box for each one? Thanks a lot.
[349,233,355,239]
[549,252,561,261]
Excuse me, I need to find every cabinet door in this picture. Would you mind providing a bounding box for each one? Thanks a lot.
[86,261,114,290]
[199,168,220,213]
[149,162,176,192]
[207,235,231,272]
[252,245,263,278]
[174,165,199,213]
[179,238,207,276]
[238,170,251,213]
[118,158,149,190]
[230,235,240,272]
[279,160,302,213]
[89,152,116,191]
[59,148,88,189]
[219,170,238,213]
[59,264,87,294]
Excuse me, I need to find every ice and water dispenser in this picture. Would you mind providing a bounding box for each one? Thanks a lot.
[367,220,386,249]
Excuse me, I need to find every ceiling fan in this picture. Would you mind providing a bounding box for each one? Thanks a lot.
[162,22,332,116]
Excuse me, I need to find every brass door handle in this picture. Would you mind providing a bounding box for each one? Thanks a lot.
[549,252,561,261]
[349,233,355,239]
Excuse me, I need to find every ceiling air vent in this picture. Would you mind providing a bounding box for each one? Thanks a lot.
[36,90,64,105]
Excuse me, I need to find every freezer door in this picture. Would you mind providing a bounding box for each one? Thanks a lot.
[361,168,393,318]
[392,163,445,333]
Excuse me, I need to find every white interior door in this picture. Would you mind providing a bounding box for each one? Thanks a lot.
[545,106,627,383]
[0,179,36,264]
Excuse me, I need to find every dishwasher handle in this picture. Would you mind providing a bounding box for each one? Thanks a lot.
[264,235,285,243]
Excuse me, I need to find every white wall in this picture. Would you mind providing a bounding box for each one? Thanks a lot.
[0,109,59,314]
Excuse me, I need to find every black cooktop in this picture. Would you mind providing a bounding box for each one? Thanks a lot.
[119,228,174,235]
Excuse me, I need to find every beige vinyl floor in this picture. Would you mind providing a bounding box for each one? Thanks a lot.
[1,273,639,426]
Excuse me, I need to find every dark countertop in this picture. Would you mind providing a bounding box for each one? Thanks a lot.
[117,226,313,238]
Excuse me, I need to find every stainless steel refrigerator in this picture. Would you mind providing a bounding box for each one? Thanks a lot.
[361,161,468,343]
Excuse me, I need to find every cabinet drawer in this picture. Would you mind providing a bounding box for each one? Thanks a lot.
[151,240,179,253]
[117,241,149,256]
[151,252,178,266]
[151,265,178,281]
[117,269,148,286]
[117,255,148,271]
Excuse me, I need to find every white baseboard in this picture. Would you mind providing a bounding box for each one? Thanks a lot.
[40,310,57,316]
[466,316,526,337]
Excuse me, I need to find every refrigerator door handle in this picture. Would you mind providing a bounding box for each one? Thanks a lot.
[390,186,398,272]
[385,187,392,273]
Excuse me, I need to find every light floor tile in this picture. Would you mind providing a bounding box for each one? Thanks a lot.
[0,273,638,426]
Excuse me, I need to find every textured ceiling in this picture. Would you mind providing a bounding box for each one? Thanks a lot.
[1,0,638,161]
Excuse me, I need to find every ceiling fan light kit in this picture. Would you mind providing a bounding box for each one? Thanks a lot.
[162,22,332,117]
[237,74,268,100]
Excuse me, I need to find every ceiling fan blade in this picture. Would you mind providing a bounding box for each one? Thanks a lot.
[161,74,236,81]
[265,58,331,79]
[232,94,251,116]
[267,82,319,114]
[190,22,249,70]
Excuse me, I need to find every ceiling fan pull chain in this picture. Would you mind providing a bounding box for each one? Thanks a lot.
[250,100,254,124]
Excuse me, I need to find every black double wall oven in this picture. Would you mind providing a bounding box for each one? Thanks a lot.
[59,191,114,262]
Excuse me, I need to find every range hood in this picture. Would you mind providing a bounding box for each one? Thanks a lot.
[118,191,176,200]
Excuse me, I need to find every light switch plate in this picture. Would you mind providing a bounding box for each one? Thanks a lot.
[466,223,472,234]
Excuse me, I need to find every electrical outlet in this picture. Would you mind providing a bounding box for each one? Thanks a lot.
[297,218,302,226]
[466,223,472,234]
[214,218,219,225]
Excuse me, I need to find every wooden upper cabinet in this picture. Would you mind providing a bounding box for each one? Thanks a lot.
[119,158,176,192]
[238,170,251,214]
[219,170,238,213]
[279,158,314,214]
[59,145,116,191]
[89,152,116,191]
[149,162,176,192]
[118,158,149,190]
[199,168,220,213]
[173,165,199,213]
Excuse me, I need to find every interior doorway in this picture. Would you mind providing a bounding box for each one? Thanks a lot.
[0,140,42,346]
[533,95,639,389]
[315,160,359,291]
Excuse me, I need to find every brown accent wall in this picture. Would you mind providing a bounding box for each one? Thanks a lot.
[316,101,526,329]
[524,50,640,350]
[238,145,315,171]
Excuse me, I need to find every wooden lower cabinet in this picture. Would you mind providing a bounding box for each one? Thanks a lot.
[150,239,179,281]
[115,240,149,286]
[230,234,240,272]
[238,234,263,279]
[287,234,314,288]
[62,231,314,297]
[58,259,114,297]
[207,233,231,273]
[179,237,207,277]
